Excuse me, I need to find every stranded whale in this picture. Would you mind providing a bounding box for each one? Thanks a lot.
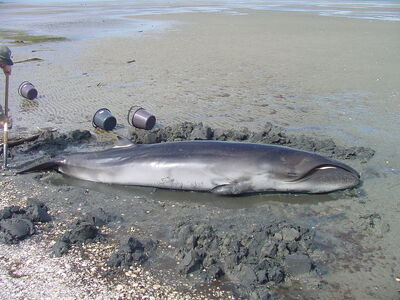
[19,140,360,195]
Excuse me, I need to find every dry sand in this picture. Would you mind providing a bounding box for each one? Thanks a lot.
[1,6,400,300]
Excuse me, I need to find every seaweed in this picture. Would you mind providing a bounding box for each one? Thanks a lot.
[0,29,67,44]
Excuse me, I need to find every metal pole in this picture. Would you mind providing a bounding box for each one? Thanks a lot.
[3,74,9,169]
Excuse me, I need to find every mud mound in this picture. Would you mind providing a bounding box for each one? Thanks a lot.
[174,221,317,299]
[129,122,375,162]
[0,199,51,244]
[52,219,104,257]
[107,236,158,269]
[22,130,93,157]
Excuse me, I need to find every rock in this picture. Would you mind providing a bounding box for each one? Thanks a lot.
[284,253,312,276]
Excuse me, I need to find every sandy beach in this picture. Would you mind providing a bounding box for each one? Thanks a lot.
[1,1,400,299]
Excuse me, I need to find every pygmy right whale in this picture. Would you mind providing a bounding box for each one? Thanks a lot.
[19,140,361,195]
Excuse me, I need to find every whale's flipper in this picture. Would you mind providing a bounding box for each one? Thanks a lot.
[211,182,252,195]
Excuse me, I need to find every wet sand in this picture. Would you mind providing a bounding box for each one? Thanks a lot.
[1,5,400,300]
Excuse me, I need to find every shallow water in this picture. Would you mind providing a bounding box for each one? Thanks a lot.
[5,1,400,23]
[2,1,400,40]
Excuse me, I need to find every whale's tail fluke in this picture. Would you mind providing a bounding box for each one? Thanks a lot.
[17,160,59,174]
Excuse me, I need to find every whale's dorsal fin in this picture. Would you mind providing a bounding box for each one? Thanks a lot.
[113,136,136,148]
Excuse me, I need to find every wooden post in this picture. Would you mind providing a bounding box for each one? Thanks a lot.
[3,74,9,169]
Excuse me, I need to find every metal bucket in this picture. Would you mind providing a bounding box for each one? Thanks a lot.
[92,108,117,131]
[127,106,156,130]
[18,81,38,100]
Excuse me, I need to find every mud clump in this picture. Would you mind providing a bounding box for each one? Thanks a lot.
[52,208,119,257]
[174,221,316,299]
[18,123,374,163]
[128,122,375,162]
[52,220,103,257]
[23,130,92,157]
[0,199,51,244]
[107,236,158,269]
[81,207,122,227]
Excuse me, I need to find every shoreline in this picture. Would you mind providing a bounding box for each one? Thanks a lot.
[1,0,400,22]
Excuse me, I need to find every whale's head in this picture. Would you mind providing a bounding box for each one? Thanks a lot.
[258,147,361,194]
[284,163,361,193]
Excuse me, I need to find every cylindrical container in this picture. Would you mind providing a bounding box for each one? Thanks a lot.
[18,81,38,100]
[127,106,156,130]
[92,108,117,131]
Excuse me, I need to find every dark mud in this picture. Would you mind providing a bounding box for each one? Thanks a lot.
[15,122,374,163]
[52,220,104,257]
[21,129,93,157]
[107,236,158,269]
[3,122,377,299]
[0,199,51,244]
[174,221,317,299]
[52,208,123,257]
[128,122,375,162]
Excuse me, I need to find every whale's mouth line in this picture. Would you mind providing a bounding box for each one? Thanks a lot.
[288,164,360,183]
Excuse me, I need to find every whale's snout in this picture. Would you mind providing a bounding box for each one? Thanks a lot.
[293,164,361,193]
